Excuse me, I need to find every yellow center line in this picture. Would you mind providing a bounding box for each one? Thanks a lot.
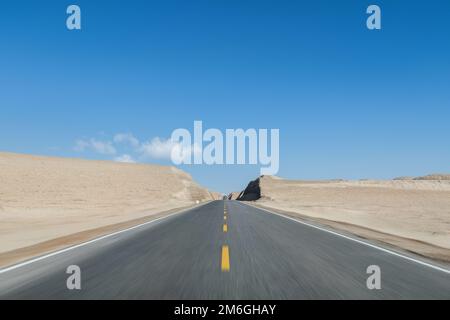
[223,224,228,232]
[221,245,230,272]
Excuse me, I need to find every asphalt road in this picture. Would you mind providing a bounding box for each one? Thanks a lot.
[0,200,449,299]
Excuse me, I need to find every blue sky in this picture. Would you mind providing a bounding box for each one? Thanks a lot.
[1,0,449,193]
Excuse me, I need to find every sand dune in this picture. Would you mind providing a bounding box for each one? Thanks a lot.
[0,152,214,264]
[241,175,450,262]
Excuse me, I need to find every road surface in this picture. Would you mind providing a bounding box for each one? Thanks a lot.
[0,200,449,299]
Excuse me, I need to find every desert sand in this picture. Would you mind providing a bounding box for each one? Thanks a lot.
[0,152,215,266]
[249,176,450,262]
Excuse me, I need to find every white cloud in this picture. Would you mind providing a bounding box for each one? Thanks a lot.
[113,133,140,148]
[90,139,116,155]
[114,154,136,163]
[170,142,202,164]
[139,137,177,160]
[74,133,198,163]
[74,138,116,155]
[138,137,202,163]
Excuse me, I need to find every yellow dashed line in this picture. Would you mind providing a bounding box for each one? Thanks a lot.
[221,245,230,272]
[221,204,230,272]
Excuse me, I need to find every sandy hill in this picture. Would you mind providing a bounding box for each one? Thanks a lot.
[227,191,242,200]
[0,152,214,263]
[394,174,450,181]
[237,175,450,262]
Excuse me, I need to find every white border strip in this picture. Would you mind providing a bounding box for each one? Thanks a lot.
[0,202,210,274]
[241,202,450,274]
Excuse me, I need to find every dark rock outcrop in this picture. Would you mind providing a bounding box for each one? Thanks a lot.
[236,177,262,201]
